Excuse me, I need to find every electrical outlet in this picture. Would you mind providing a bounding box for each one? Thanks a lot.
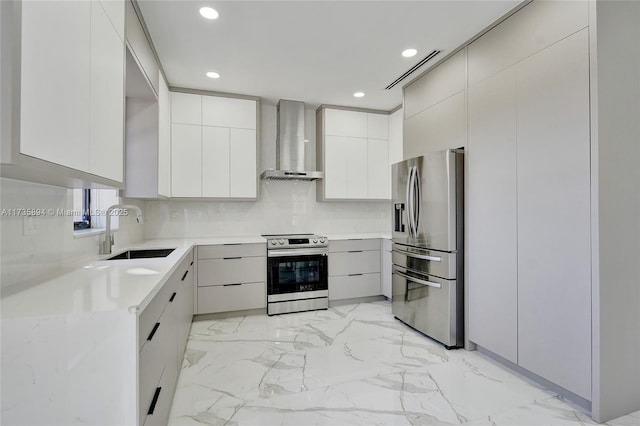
[23,215,39,236]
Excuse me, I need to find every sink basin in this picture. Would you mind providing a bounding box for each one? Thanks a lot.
[106,248,175,260]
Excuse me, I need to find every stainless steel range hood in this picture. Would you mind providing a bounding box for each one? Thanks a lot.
[260,100,324,181]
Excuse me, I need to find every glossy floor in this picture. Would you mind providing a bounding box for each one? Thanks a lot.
[169,301,639,425]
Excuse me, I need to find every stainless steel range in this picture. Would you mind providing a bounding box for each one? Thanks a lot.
[263,234,328,315]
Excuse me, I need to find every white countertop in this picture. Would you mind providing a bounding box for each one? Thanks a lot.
[1,235,267,319]
[324,233,391,240]
[1,234,392,319]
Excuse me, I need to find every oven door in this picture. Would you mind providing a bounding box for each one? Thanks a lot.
[267,249,328,295]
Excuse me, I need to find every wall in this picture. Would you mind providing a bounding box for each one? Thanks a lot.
[590,0,640,421]
[143,103,394,239]
[0,178,145,291]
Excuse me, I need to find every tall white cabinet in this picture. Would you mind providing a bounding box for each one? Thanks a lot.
[170,92,258,199]
[467,1,591,402]
[316,107,391,201]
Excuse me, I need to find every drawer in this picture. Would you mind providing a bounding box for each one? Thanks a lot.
[392,243,456,280]
[142,366,174,426]
[329,250,380,276]
[138,278,177,351]
[138,320,167,425]
[197,243,265,259]
[198,256,265,287]
[329,273,381,301]
[197,282,266,314]
[329,239,380,253]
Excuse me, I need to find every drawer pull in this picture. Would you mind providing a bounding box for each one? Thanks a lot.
[147,387,162,415]
[223,243,242,246]
[348,273,363,277]
[223,257,242,260]
[223,283,242,287]
[147,322,160,341]
[190,261,194,266]
[181,270,189,281]
[169,292,176,302]
[393,248,442,262]
[347,250,363,253]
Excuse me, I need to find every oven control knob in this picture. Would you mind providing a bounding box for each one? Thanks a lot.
[279,239,285,245]
[320,238,326,243]
[313,238,318,243]
[270,240,276,245]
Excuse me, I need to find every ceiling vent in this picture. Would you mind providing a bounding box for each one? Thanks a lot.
[385,49,442,90]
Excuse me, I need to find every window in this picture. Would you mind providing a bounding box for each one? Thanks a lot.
[72,188,119,233]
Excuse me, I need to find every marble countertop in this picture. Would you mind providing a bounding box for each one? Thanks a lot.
[1,234,393,319]
[1,235,267,319]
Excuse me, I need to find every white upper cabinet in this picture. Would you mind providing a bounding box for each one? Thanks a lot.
[16,0,125,185]
[367,113,388,140]
[89,2,125,182]
[125,0,158,95]
[324,109,367,138]
[202,96,257,129]
[171,92,258,199]
[157,73,171,198]
[317,107,394,201]
[171,92,201,125]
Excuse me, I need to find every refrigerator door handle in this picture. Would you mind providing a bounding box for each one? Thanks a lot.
[413,167,421,235]
[406,167,415,238]
[393,268,442,289]
[393,248,442,262]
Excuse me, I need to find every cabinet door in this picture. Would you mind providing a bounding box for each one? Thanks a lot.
[157,73,171,197]
[202,96,256,129]
[381,239,392,298]
[516,29,591,400]
[98,0,124,41]
[171,124,201,197]
[324,136,348,199]
[89,1,124,182]
[125,0,158,94]
[347,137,368,198]
[467,66,518,364]
[171,92,201,125]
[325,109,367,138]
[367,113,388,140]
[229,128,257,198]
[20,0,91,173]
[367,138,389,199]
[202,126,230,197]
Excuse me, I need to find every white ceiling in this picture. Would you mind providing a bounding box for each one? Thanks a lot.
[138,1,521,111]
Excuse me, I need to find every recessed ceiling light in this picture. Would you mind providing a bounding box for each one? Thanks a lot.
[199,7,219,20]
[402,48,418,58]
[206,71,220,79]
[353,92,365,98]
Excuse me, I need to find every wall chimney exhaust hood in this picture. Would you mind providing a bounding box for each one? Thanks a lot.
[260,100,324,181]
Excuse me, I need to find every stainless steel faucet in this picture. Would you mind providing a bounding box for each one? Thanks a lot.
[100,204,144,255]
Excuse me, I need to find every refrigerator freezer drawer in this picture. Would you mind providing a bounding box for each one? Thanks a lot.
[392,243,456,279]
[391,267,463,348]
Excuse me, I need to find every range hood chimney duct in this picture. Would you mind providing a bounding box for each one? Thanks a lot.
[260,100,323,181]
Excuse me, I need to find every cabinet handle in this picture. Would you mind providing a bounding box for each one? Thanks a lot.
[147,387,162,415]
[181,270,189,281]
[223,243,242,246]
[223,257,242,260]
[223,283,242,287]
[147,322,160,341]
[348,273,363,277]
[347,250,363,253]
[169,292,176,302]
[190,261,194,266]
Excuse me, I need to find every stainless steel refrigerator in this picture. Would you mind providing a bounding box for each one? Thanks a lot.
[391,149,464,349]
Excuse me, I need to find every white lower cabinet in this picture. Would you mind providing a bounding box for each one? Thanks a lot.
[381,239,392,299]
[196,243,266,314]
[328,239,381,301]
[138,250,193,426]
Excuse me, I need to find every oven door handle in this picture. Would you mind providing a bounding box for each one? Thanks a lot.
[268,248,328,257]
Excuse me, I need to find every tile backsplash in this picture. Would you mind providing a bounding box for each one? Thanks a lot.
[0,178,144,290]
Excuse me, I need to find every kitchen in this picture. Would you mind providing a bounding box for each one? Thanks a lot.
[1,0,639,425]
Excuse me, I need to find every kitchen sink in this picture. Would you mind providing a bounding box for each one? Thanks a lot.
[106,248,175,260]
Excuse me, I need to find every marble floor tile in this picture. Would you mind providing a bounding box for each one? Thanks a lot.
[169,301,639,426]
